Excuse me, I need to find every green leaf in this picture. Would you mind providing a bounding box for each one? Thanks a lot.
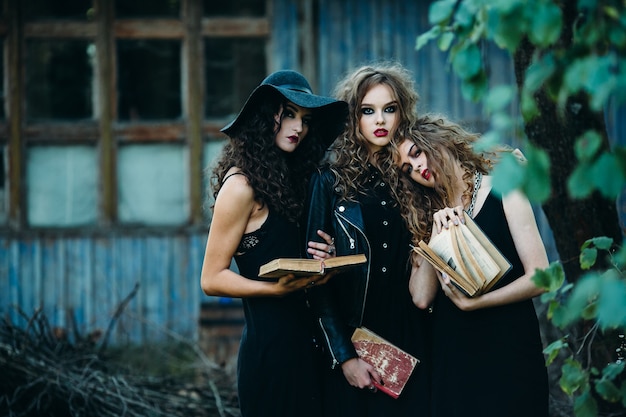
[590,236,613,251]
[574,388,598,417]
[528,2,563,47]
[416,26,442,51]
[524,53,556,93]
[565,273,601,325]
[491,152,525,195]
[452,43,483,79]
[521,89,540,121]
[429,0,456,25]
[597,272,626,329]
[460,71,488,102]
[602,361,625,381]
[580,247,598,270]
[591,152,626,199]
[574,130,603,162]
[595,379,621,403]
[455,1,477,28]
[486,7,525,51]
[437,31,455,51]
[568,162,596,199]
[522,145,551,203]
[532,261,565,292]
[485,85,514,113]
[543,339,568,366]
[561,358,587,395]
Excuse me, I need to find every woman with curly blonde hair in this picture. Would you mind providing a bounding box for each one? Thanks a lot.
[397,114,549,417]
[305,62,431,416]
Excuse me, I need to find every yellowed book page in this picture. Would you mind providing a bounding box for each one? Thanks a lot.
[258,254,367,278]
[455,223,500,287]
[461,212,512,291]
[422,232,478,295]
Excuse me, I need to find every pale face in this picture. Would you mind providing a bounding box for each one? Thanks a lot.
[358,84,398,155]
[398,138,435,188]
[274,102,312,152]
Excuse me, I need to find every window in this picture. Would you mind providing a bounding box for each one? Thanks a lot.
[2,0,269,230]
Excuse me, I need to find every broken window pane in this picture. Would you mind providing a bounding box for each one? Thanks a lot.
[118,144,188,225]
[27,145,98,227]
[24,0,93,20]
[25,40,95,121]
[116,0,181,18]
[117,40,182,121]
[204,0,265,16]
[205,37,266,119]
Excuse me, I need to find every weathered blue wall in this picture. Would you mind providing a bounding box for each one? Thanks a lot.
[1,0,623,348]
[1,233,206,343]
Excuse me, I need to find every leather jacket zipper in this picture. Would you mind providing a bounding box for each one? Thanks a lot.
[334,212,356,249]
[334,211,372,325]
[318,317,340,368]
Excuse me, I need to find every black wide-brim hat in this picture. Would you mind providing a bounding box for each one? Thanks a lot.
[221,70,348,148]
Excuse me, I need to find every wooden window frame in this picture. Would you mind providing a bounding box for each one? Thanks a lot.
[0,0,270,231]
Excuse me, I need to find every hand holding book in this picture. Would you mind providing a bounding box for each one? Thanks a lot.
[412,211,511,297]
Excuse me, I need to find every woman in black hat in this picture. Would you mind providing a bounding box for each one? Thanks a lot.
[200,70,348,417]
[305,62,431,416]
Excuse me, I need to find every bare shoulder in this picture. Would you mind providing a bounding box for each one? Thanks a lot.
[215,168,254,210]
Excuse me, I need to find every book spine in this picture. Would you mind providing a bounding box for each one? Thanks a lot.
[373,380,400,399]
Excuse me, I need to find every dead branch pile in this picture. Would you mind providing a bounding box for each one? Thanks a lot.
[0,308,240,417]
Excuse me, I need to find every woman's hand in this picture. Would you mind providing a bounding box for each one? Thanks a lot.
[340,357,382,392]
[438,272,475,311]
[432,205,465,235]
[307,229,337,260]
[274,270,338,295]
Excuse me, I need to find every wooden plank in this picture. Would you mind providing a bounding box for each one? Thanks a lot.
[115,123,186,141]
[23,124,100,142]
[65,237,93,335]
[24,22,96,38]
[95,0,117,224]
[93,236,117,342]
[185,0,204,225]
[115,19,184,39]
[6,0,24,227]
[201,17,270,37]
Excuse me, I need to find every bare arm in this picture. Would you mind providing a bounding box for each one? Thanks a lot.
[408,253,438,310]
[441,190,549,311]
[200,173,324,298]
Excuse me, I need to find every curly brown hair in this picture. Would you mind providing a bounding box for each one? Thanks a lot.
[328,62,420,204]
[396,114,495,246]
[209,91,330,223]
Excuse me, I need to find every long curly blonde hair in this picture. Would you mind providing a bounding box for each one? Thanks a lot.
[328,62,419,203]
[397,114,495,246]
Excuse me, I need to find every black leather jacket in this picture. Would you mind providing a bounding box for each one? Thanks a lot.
[305,167,372,368]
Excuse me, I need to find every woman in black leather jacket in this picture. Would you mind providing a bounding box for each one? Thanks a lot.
[305,63,432,417]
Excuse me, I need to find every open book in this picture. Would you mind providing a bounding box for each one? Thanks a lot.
[258,254,367,278]
[351,327,419,399]
[412,211,511,297]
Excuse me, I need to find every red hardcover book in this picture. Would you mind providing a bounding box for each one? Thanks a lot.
[351,327,419,399]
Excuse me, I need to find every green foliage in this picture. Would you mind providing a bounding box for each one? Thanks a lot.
[417,4,626,412]
[416,0,626,203]
[532,238,626,416]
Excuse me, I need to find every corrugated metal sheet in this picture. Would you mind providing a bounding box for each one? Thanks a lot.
[0,233,209,345]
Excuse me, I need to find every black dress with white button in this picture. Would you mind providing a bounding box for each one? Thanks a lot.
[326,165,432,416]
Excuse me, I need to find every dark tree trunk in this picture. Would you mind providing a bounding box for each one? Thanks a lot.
[512,3,623,416]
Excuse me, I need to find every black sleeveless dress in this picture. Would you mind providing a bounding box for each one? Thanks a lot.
[431,193,548,417]
[234,209,323,417]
